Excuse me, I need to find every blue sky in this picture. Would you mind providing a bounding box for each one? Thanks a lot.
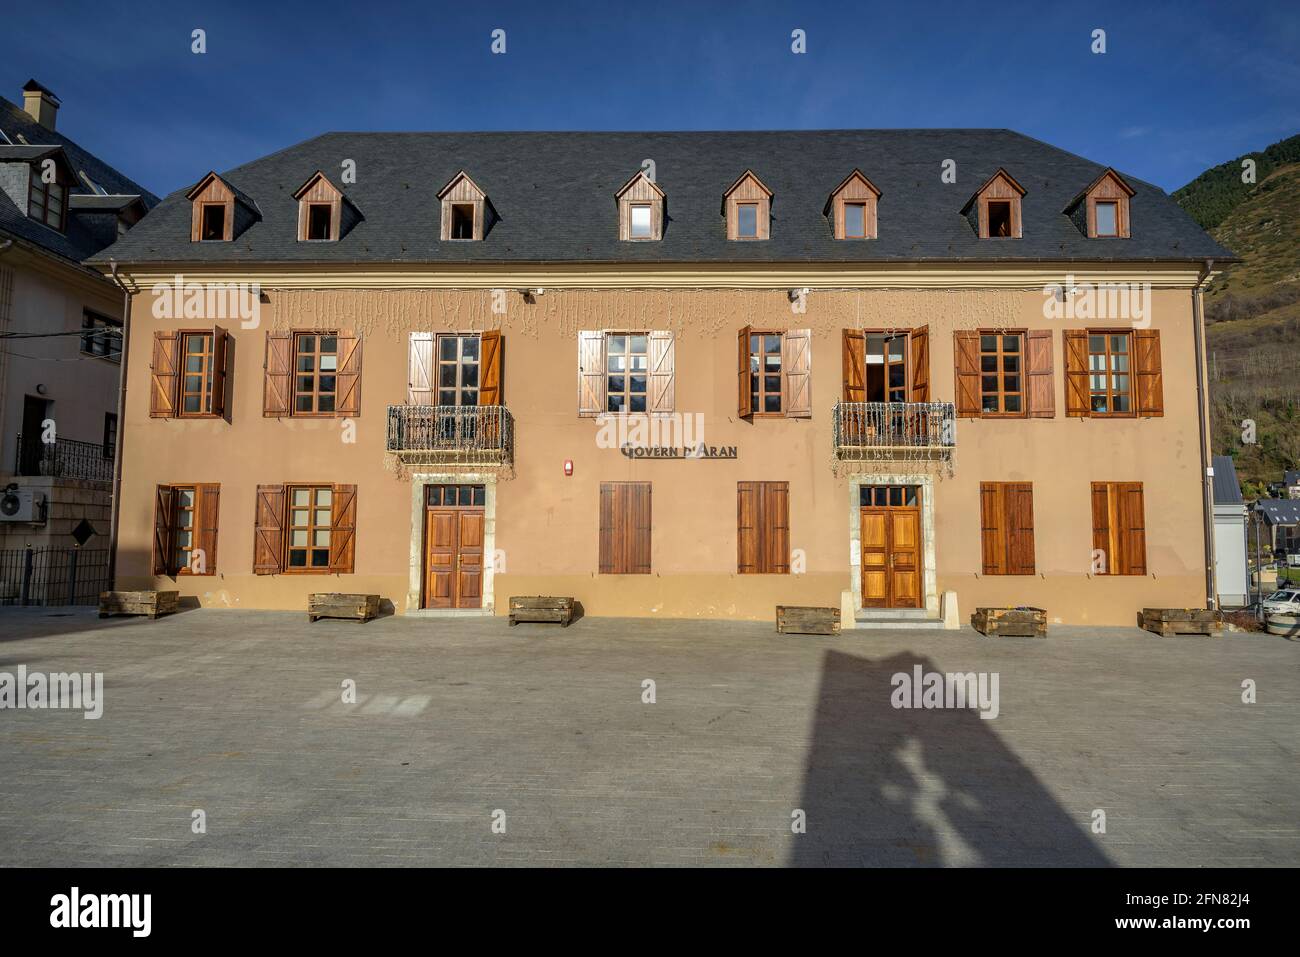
[6,0,1298,197]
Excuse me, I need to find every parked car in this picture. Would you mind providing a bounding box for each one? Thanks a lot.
[1260,589,1300,616]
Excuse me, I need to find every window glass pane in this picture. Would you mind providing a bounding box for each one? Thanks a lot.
[290,530,308,547]
[1114,394,1130,412]
[608,394,624,412]
[982,395,999,412]
[859,487,870,506]
[1095,202,1118,236]
[320,354,338,372]
[439,389,456,406]
[874,487,887,506]
[427,487,442,506]
[609,335,626,354]
[319,395,335,412]
[1004,355,1019,372]
[292,489,311,507]
[630,375,646,394]
[889,487,902,506]
[980,355,997,372]
[979,335,997,352]
[458,487,472,506]
[473,486,485,506]
[317,488,332,506]
[1111,335,1128,353]
[737,204,758,237]
[462,337,479,360]
[462,365,478,387]
[1088,335,1105,353]
[322,336,337,354]
[289,550,306,567]
[314,530,330,546]
[763,394,780,413]
[311,549,330,567]
[844,203,865,237]
[1005,395,1022,412]
[1003,375,1020,393]
[630,205,652,237]
[905,487,918,506]
[1003,336,1019,352]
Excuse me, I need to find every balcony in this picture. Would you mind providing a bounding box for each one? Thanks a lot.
[14,434,114,485]
[385,405,514,468]
[832,401,956,466]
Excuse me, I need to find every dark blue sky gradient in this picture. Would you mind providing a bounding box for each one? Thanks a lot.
[6,0,1297,197]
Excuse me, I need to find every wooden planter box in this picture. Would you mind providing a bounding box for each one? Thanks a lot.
[776,605,841,636]
[509,596,575,627]
[972,606,1047,638]
[308,593,381,623]
[98,590,179,620]
[1140,607,1222,637]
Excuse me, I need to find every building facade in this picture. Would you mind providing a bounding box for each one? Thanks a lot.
[0,80,156,565]
[92,130,1230,625]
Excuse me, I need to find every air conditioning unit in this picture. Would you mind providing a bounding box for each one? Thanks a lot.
[0,488,45,523]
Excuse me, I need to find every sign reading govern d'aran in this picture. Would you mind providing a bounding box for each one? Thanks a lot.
[619,444,738,459]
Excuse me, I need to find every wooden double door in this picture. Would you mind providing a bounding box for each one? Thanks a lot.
[860,484,922,609]
[422,484,485,609]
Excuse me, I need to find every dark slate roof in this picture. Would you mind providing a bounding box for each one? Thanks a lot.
[0,93,159,265]
[1256,499,1300,526]
[1212,455,1243,505]
[89,129,1234,266]
[1284,471,1300,486]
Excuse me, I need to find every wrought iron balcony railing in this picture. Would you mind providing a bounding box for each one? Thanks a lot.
[832,401,956,462]
[14,434,115,484]
[385,405,514,465]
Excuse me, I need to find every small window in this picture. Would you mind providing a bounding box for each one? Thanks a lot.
[450,204,475,240]
[81,312,121,362]
[1094,201,1118,237]
[294,333,339,414]
[606,333,649,413]
[844,202,867,239]
[102,413,117,459]
[200,203,226,241]
[979,333,1024,415]
[28,177,67,231]
[286,486,333,570]
[436,334,480,407]
[630,204,652,239]
[737,203,759,239]
[306,203,332,240]
[987,201,1012,238]
[173,487,198,573]
[749,332,784,414]
[1087,332,1131,415]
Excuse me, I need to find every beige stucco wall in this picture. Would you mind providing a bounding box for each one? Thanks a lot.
[113,278,1208,625]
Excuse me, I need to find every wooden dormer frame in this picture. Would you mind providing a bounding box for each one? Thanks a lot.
[1069,168,1135,239]
[293,171,345,242]
[825,169,882,239]
[616,170,665,241]
[186,171,236,242]
[437,171,489,241]
[964,168,1026,239]
[722,170,772,241]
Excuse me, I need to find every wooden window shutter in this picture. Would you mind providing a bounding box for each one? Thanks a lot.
[981,482,1035,575]
[765,482,790,574]
[979,483,1006,575]
[253,484,286,575]
[1007,483,1036,575]
[1134,330,1163,417]
[598,482,651,574]
[782,328,812,418]
[909,325,930,402]
[954,331,980,416]
[195,483,220,575]
[263,332,292,417]
[737,481,788,574]
[737,481,759,573]
[577,330,605,417]
[329,484,357,574]
[1091,481,1144,575]
[1025,330,1055,418]
[335,331,362,416]
[648,330,675,414]
[1064,330,1089,417]
[211,327,229,417]
[737,326,753,417]
[479,330,503,406]
[408,332,434,405]
[842,329,865,402]
[151,484,174,576]
[149,331,179,418]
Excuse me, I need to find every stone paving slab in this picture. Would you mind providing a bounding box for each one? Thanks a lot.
[0,608,1296,867]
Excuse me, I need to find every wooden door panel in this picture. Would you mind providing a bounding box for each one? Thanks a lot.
[456,511,485,609]
[889,510,922,609]
[860,508,889,607]
[424,509,457,609]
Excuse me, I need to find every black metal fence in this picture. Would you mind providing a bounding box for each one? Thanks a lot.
[14,434,114,484]
[0,547,110,606]
[386,404,514,463]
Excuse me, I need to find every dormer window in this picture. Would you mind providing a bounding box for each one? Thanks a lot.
[306,203,332,240]
[28,175,67,231]
[293,171,352,243]
[616,170,664,241]
[438,171,491,242]
[723,171,772,241]
[825,169,881,240]
[1065,169,1134,239]
[963,168,1025,239]
[200,203,226,241]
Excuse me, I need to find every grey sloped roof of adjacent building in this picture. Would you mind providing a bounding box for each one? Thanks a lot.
[1257,499,1300,526]
[88,128,1234,267]
[0,93,159,265]
[1212,456,1244,505]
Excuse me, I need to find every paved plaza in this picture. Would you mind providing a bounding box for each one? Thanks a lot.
[0,608,1296,866]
